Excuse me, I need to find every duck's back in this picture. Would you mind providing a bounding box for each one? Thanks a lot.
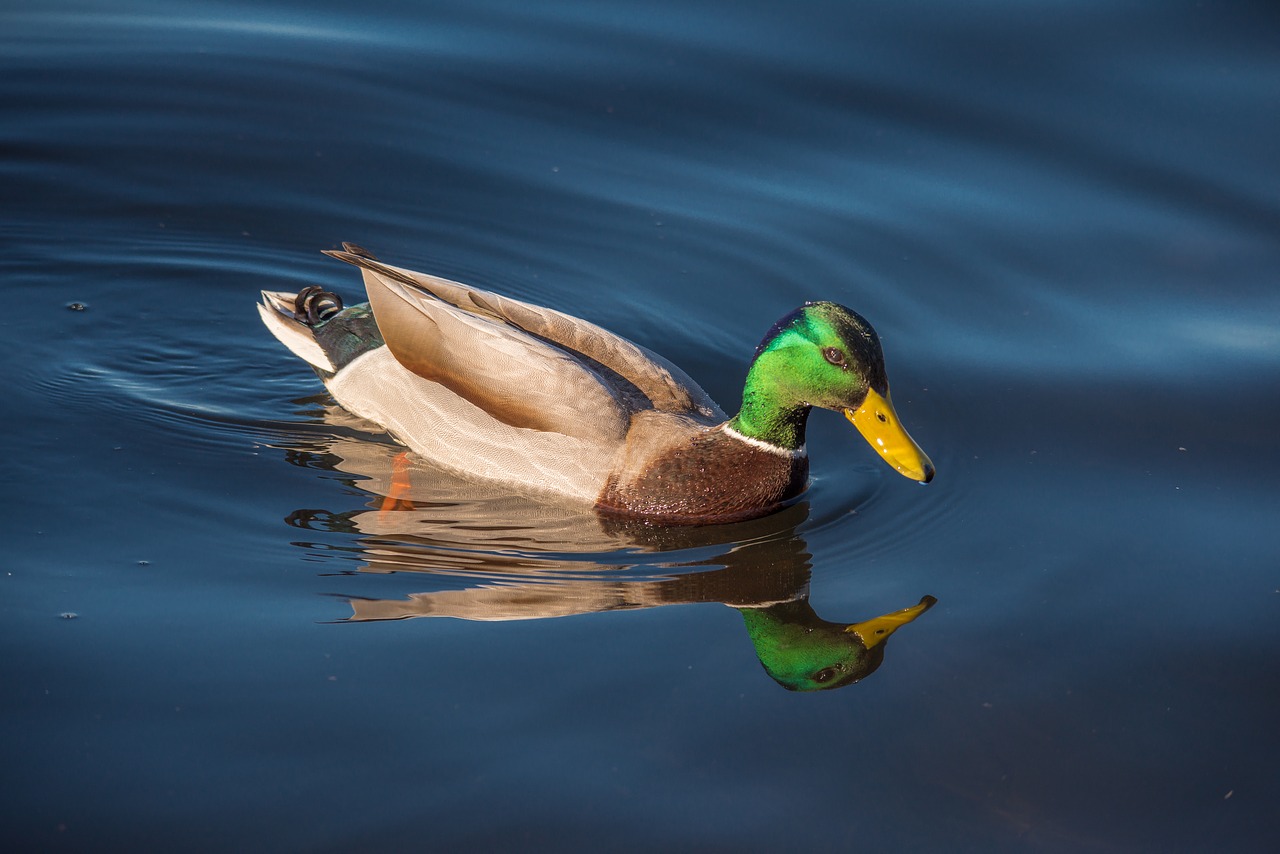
[332,248,724,424]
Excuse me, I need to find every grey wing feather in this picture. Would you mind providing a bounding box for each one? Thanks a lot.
[357,262,633,441]
[325,249,726,422]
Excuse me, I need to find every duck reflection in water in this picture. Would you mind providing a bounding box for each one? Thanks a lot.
[282,431,935,692]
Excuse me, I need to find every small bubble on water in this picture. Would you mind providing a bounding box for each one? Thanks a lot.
[59,612,78,620]
[66,301,88,311]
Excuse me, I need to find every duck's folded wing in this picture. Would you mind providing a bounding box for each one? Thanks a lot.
[359,264,632,442]
[326,249,725,421]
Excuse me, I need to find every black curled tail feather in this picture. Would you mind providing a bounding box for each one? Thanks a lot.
[293,286,345,326]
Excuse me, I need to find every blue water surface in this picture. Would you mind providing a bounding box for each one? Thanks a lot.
[3,1,1278,850]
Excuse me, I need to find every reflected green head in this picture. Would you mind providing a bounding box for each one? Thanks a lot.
[738,595,935,692]
[739,605,881,692]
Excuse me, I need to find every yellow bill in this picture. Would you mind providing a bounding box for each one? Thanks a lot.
[845,388,935,483]
[846,595,937,648]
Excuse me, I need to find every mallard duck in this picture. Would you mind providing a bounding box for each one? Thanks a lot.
[259,244,934,524]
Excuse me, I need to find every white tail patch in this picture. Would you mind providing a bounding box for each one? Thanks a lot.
[257,294,335,372]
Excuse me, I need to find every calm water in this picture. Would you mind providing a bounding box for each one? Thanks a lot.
[3,1,1278,849]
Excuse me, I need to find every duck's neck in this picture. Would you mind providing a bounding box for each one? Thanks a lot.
[728,354,811,452]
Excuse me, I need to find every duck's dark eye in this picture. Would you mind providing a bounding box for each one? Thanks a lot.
[822,347,846,367]
[813,667,837,683]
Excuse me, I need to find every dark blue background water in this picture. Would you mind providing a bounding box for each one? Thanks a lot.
[3,1,1278,850]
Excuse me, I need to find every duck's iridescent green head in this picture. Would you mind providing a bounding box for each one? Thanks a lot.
[739,596,936,692]
[731,302,934,483]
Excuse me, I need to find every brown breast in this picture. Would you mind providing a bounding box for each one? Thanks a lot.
[597,419,809,524]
